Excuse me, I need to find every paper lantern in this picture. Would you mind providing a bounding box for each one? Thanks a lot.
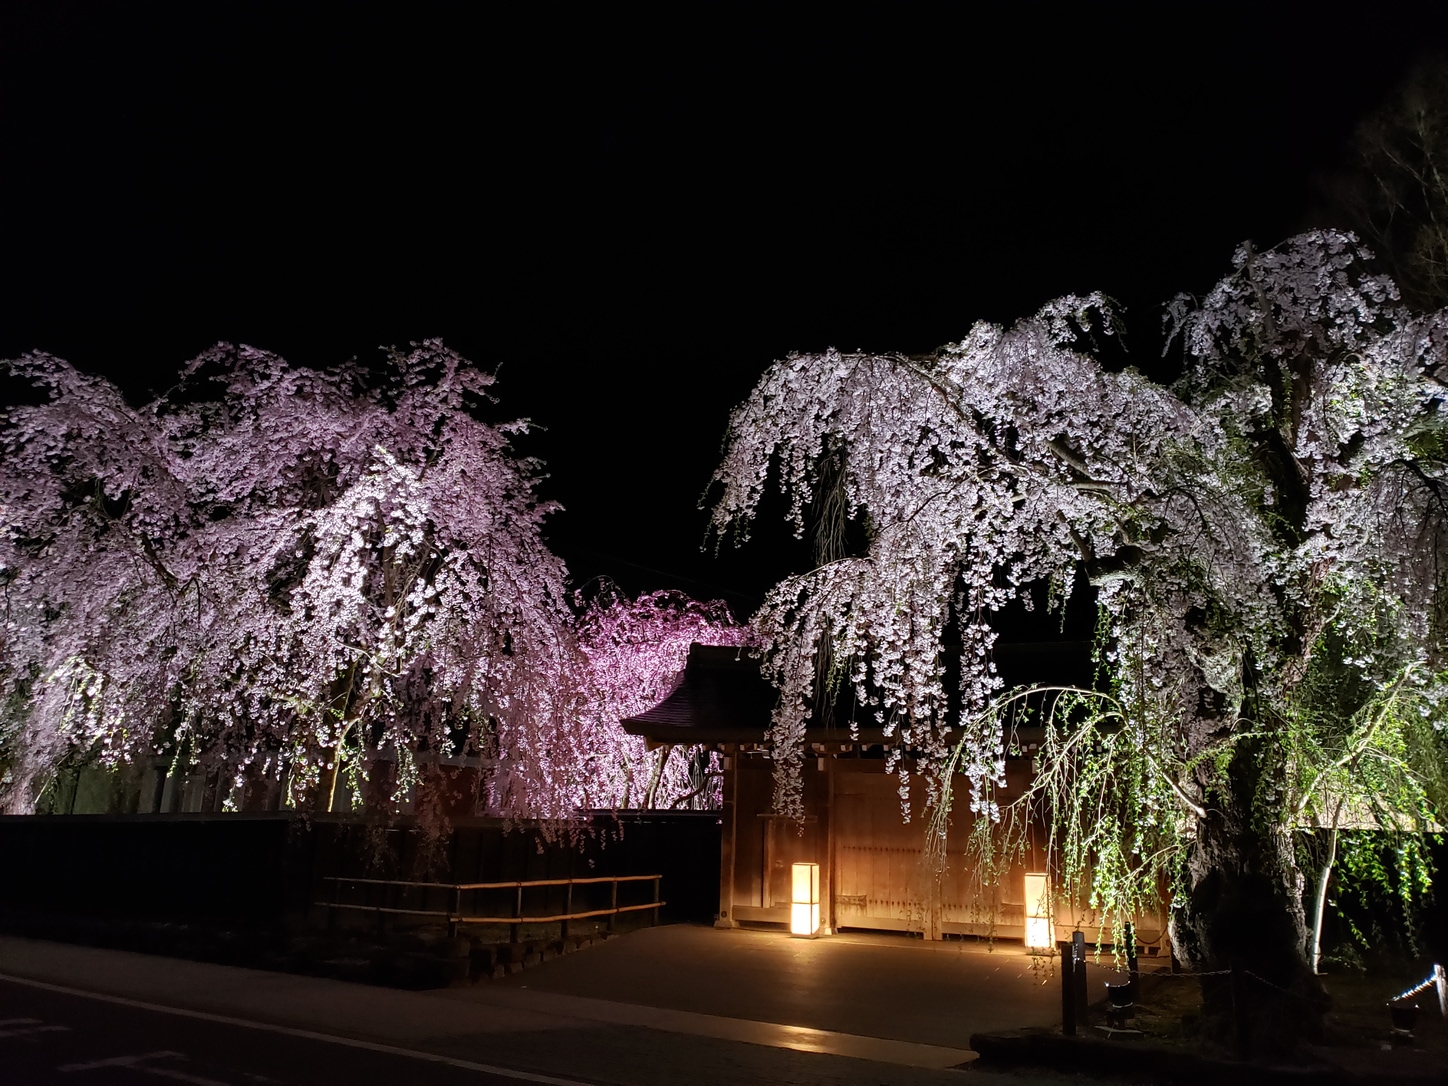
[791,862,820,937]
[1024,872,1052,951]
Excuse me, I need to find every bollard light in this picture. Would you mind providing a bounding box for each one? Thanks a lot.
[1024,872,1052,951]
[790,861,820,937]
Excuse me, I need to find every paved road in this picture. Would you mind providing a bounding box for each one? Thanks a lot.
[0,935,1105,1086]
[0,977,587,1086]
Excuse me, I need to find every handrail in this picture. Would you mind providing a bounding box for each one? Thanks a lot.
[316,871,664,940]
[453,874,659,891]
[320,873,660,891]
[314,899,664,924]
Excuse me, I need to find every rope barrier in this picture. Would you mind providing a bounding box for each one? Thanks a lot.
[1122,960,1446,1008]
[1134,965,1332,1001]
[1392,971,1438,1002]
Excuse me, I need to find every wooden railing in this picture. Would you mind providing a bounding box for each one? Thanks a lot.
[317,873,663,940]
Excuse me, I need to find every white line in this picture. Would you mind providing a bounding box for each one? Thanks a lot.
[0,974,598,1086]
[133,1067,232,1086]
[0,1023,71,1038]
[59,1051,237,1086]
[0,1017,43,1026]
[59,1050,184,1070]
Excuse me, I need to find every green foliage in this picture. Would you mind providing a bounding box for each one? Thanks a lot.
[934,605,1448,962]
[1285,648,1447,842]
[930,683,1193,955]
[1318,831,1440,957]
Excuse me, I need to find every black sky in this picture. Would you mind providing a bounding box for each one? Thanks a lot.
[4,3,1448,613]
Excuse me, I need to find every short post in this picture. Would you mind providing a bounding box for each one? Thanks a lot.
[1230,959,1250,1060]
[562,881,572,942]
[511,883,523,944]
[1060,941,1077,1036]
[1073,931,1089,1026]
[651,875,661,927]
[1125,921,1138,1002]
[608,879,619,933]
[448,885,460,939]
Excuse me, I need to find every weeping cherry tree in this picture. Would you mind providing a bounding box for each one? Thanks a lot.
[709,231,1448,1041]
[574,586,754,811]
[0,342,577,819]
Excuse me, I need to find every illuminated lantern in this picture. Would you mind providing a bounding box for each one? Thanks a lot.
[790,862,820,937]
[1024,872,1052,951]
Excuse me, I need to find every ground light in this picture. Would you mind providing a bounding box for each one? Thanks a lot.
[1023,872,1052,951]
[790,862,820,937]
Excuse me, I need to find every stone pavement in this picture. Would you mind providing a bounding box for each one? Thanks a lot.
[455,923,1096,1048]
[0,928,1117,1085]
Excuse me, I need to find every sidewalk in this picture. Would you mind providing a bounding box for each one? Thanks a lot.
[0,927,1103,1085]
[453,923,1079,1046]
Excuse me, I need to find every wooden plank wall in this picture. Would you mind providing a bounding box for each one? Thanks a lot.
[724,753,1167,948]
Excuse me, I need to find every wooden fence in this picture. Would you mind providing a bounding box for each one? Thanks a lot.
[318,873,664,939]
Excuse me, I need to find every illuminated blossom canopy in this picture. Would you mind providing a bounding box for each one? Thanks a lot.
[709,231,1448,1018]
[0,343,569,816]
[574,586,753,811]
[0,342,755,821]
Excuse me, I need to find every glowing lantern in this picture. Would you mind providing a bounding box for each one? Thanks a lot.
[790,862,820,937]
[1024,872,1052,951]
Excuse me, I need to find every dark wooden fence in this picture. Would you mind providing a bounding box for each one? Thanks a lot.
[0,811,720,947]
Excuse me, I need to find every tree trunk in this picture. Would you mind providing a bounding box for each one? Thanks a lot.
[643,744,672,809]
[1309,825,1338,975]
[321,724,352,814]
[1169,734,1329,1053]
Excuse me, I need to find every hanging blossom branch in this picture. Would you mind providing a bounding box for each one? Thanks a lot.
[0,342,582,821]
[573,585,755,811]
[711,231,1448,991]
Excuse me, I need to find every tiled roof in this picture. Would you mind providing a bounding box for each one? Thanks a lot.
[621,644,776,742]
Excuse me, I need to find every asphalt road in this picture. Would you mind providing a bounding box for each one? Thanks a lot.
[0,977,592,1086]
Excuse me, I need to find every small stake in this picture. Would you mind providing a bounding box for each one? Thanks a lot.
[1060,941,1077,1036]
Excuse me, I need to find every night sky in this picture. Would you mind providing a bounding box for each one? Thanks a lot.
[5,3,1448,615]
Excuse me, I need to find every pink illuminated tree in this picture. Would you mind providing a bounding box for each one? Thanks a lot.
[1,342,759,826]
[574,585,753,810]
[0,342,577,817]
[710,231,1448,1042]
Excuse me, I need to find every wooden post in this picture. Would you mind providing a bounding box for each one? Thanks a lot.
[511,883,522,944]
[609,878,619,932]
[822,753,835,935]
[651,875,661,927]
[1231,959,1250,1060]
[448,885,459,939]
[562,881,572,942]
[715,748,739,928]
[1060,941,1077,1036]
[1125,921,1138,1002]
[1072,931,1088,1026]
[376,877,386,938]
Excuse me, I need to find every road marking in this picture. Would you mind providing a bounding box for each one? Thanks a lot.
[0,1016,71,1038]
[59,1050,233,1085]
[1,974,597,1086]
[129,1068,232,1086]
[1,1024,71,1037]
[60,1050,184,1070]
